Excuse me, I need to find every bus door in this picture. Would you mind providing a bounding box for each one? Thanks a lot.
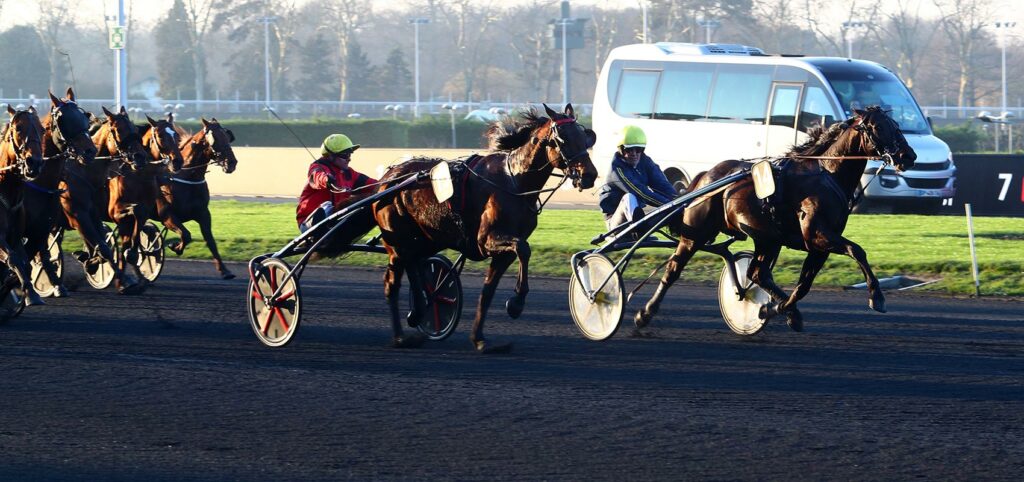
[765,82,803,156]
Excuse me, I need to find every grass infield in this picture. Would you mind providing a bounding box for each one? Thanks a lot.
[63,200,1024,297]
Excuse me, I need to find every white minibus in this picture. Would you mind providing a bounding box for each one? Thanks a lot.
[591,42,956,212]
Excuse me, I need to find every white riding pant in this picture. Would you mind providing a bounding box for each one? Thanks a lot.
[605,193,643,231]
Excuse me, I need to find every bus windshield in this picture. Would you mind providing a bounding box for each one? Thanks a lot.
[824,70,930,135]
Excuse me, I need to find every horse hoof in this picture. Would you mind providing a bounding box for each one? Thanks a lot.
[171,244,185,256]
[786,310,804,332]
[758,303,777,320]
[505,296,524,319]
[474,339,513,354]
[634,310,651,329]
[870,296,887,313]
[54,285,68,298]
[221,271,236,280]
[405,310,421,328]
[392,332,427,349]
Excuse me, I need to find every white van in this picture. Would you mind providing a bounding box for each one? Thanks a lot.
[591,42,956,212]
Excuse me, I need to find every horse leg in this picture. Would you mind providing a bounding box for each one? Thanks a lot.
[0,237,44,307]
[481,235,531,319]
[748,240,803,329]
[634,238,700,329]
[383,252,425,349]
[195,209,234,280]
[157,198,191,255]
[822,233,886,313]
[404,257,428,328]
[470,252,516,354]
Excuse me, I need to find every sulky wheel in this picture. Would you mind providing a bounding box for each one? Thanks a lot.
[248,257,302,347]
[31,227,64,298]
[135,221,166,283]
[568,253,625,341]
[83,224,117,290]
[718,251,772,336]
[409,255,463,341]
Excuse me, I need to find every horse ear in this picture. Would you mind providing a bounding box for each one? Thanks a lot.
[166,112,174,123]
[584,128,596,148]
[564,103,576,119]
[543,103,558,119]
[66,87,76,102]
[120,105,128,115]
[201,117,210,128]
[102,106,115,118]
[211,117,218,123]
[49,91,61,107]
[146,115,158,126]
[7,104,16,116]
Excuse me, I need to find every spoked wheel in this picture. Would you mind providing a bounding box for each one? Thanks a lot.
[84,224,117,290]
[31,228,64,298]
[135,222,166,283]
[248,257,302,347]
[569,253,625,341]
[408,255,463,341]
[718,251,772,336]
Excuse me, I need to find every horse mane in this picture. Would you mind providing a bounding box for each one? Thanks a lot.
[485,108,547,152]
[787,122,848,158]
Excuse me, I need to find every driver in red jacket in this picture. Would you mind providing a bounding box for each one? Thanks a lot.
[296,133,377,232]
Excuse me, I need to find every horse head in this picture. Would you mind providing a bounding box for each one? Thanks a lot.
[541,103,597,190]
[200,117,238,174]
[4,105,44,180]
[849,105,916,172]
[48,88,97,163]
[144,114,185,172]
[100,105,148,171]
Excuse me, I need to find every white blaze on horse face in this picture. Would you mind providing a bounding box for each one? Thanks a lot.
[165,127,176,138]
[205,131,216,148]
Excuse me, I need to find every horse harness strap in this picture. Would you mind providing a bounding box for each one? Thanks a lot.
[25,181,64,195]
[169,177,208,185]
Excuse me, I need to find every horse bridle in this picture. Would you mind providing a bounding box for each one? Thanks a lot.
[202,127,235,170]
[548,117,590,185]
[2,111,40,177]
[49,101,90,157]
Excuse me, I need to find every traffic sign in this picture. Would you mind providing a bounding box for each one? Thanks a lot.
[109,26,126,50]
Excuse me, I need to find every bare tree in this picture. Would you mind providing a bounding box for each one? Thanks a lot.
[216,0,302,101]
[319,0,372,102]
[863,0,938,89]
[434,0,499,102]
[499,1,556,101]
[933,0,993,107]
[179,0,224,101]
[34,0,79,91]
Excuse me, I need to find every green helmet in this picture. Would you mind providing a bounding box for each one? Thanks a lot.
[618,125,647,148]
[321,134,360,156]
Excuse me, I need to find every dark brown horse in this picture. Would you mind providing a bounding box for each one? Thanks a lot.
[373,104,597,352]
[0,105,46,306]
[28,89,99,297]
[150,117,238,279]
[59,103,146,294]
[635,106,916,331]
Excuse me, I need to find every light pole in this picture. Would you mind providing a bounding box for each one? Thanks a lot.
[442,103,460,148]
[697,17,721,44]
[841,20,867,58]
[995,21,1016,152]
[104,0,128,110]
[258,16,277,110]
[408,18,430,119]
[555,18,572,106]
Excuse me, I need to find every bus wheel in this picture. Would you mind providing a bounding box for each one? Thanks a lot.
[665,169,690,194]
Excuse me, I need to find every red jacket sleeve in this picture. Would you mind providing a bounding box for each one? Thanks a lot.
[308,165,332,189]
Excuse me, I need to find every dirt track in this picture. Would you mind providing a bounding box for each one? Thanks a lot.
[1,259,1022,481]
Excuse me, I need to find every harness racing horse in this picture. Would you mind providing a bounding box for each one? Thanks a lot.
[27,89,99,297]
[635,106,916,332]
[151,117,238,279]
[372,104,597,352]
[59,104,146,294]
[0,105,47,307]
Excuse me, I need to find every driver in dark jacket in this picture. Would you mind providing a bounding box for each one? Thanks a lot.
[597,125,676,231]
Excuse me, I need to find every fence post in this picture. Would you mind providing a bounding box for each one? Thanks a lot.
[965,203,981,297]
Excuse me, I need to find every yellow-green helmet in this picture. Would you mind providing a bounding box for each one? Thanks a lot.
[618,125,647,148]
[321,134,360,156]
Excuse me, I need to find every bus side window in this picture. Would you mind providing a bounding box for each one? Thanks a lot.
[707,64,773,123]
[799,85,840,132]
[614,70,661,119]
[654,64,715,121]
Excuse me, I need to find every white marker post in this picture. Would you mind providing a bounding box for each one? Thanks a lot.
[965,203,981,297]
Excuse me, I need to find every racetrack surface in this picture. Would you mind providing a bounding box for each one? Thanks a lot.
[1,259,1022,481]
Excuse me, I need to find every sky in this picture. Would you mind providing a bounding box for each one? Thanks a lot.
[2,0,1021,39]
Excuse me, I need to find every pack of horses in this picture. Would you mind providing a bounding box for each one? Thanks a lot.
[0,87,238,319]
[3,94,916,354]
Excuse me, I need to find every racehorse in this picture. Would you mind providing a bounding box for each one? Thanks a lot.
[634,106,916,331]
[59,104,146,294]
[151,117,238,279]
[0,105,47,306]
[372,104,597,352]
[27,89,99,297]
